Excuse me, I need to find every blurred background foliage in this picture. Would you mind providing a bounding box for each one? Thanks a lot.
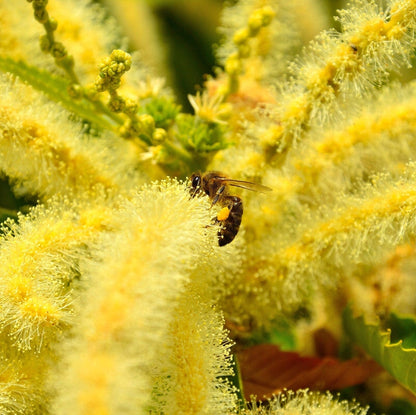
[97,0,335,108]
[2,0,416,211]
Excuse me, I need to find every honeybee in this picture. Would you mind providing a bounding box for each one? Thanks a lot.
[189,171,272,246]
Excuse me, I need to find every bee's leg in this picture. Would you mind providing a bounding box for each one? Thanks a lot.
[210,215,220,225]
[211,185,226,206]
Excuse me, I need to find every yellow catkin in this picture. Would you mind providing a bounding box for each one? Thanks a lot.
[157,287,236,415]
[52,181,237,415]
[2,0,416,412]
[260,85,416,217]
[278,184,416,275]
[0,76,141,199]
[242,389,368,414]
[271,0,416,151]
[20,297,61,326]
[76,352,115,415]
[0,352,50,414]
[6,275,32,303]
[0,198,114,351]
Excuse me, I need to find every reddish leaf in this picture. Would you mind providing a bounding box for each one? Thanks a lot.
[238,344,382,400]
[313,328,339,357]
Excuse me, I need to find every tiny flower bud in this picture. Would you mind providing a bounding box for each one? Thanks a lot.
[233,28,250,46]
[119,124,130,138]
[138,114,155,137]
[259,6,276,26]
[94,77,107,93]
[110,50,132,69]
[39,35,51,53]
[58,55,74,70]
[108,95,126,113]
[152,128,167,144]
[124,99,139,116]
[248,7,275,35]
[33,0,48,6]
[34,7,49,24]
[225,54,241,76]
[108,77,121,90]
[48,17,58,31]
[51,42,67,59]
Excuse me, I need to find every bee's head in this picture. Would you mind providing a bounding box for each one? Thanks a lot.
[189,172,202,197]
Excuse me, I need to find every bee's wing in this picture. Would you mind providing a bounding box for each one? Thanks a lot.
[217,177,272,193]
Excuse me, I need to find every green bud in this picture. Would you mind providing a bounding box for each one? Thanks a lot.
[48,17,58,31]
[51,42,67,59]
[124,99,139,116]
[225,54,241,76]
[33,0,48,6]
[94,77,107,93]
[110,50,132,69]
[248,7,275,34]
[260,6,276,26]
[39,34,51,53]
[108,77,121,90]
[233,28,250,45]
[109,62,124,76]
[58,55,74,70]
[99,57,111,72]
[152,128,167,144]
[138,114,155,137]
[84,84,100,100]
[34,7,48,24]
[108,95,126,113]
[119,122,132,138]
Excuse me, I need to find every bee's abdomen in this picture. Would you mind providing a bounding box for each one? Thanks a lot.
[218,196,243,246]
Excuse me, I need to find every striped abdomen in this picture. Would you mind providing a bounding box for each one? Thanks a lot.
[218,196,243,246]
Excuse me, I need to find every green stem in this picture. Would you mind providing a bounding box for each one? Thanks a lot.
[0,57,117,132]
[163,140,194,166]
[44,21,55,49]
[229,353,246,412]
[89,96,125,126]
[60,62,79,86]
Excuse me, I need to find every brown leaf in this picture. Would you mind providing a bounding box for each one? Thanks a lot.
[313,328,339,357]
[238,344,382,400]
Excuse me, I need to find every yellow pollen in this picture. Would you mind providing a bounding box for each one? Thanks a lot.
[217,207,231,221]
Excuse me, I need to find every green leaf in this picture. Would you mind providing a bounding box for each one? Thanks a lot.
[227,353,245,411]
[245,319,296,351]
[388,313,416,348]
[388,399,416,415]
[175,114,229,153]
[0,57,116,131]
[0,207,18,222]
[343,306,416,395]
[138,96,181,129]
